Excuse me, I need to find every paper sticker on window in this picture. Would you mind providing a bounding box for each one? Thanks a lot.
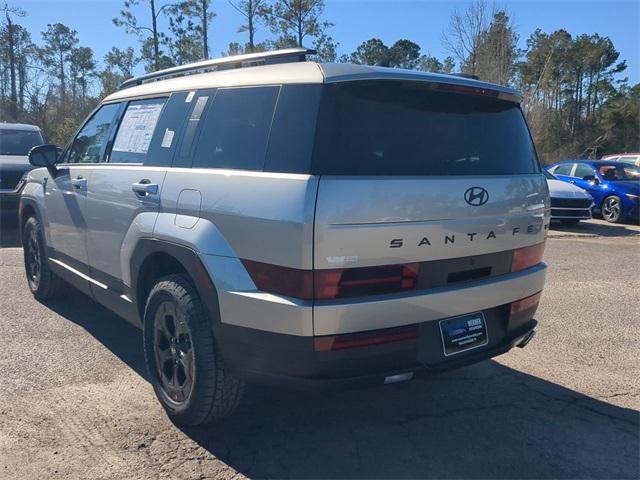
[186,91,195,103]
[161,128,175,148]
[112,101,164,154]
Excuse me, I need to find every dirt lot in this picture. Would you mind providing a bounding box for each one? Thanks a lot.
[0,219,638,479]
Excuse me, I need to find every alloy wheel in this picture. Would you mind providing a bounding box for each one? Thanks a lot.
[26,228,42,290]
[153,301,195,404]
[603,197,621,222]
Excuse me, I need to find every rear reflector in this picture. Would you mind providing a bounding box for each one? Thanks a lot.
[510,291,543,315]
[242,259,420,300]
[511,243,545,272]
[314,324,419,352]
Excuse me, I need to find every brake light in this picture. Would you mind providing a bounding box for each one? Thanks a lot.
[241,260,419,300]
[436,83,500,98]
[511,243,545,272]
[510,291,543,315]
[314,324,419,352]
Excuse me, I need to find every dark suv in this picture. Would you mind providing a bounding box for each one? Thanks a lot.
[0,123,44,217]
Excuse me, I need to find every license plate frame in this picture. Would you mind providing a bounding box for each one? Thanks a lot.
[439,312,489,357]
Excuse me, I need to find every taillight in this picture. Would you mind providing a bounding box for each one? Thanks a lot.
[511,243,545,272]
[314,324,419,352]
[510,291,543,315]
[241,260,419,300]
[241,260,313,299]
[315,263,419,300]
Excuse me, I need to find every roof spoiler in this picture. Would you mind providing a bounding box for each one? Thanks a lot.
[118,47,317,90]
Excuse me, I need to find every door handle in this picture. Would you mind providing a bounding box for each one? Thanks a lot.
[71,176,87,190]
[132,180,159,196]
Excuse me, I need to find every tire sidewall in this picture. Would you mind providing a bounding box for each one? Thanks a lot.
[143,276,219,424]
[22,216,46,296]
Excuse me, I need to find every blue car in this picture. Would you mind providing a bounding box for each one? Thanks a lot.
[546,160,640,223]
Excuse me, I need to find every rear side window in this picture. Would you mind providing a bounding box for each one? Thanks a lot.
[553,164,574,176]
[110,98,166,163]
[0,129,43,156]
[313,81,540,176]
[192,86,279,171]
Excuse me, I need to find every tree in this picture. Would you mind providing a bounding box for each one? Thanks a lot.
[419,55,455,73]
[1,1,26,120]
[113,0,172,71]
[388,39,421,69]
[100,47,138,97]
[69,47,96,105]
[443,0,490,76]
[349,38,422,69]
[349,38,388,65]
[265,0,330,48]
[40,23,78,98]
[167,4,202,64]
[474,11,518,85]
[169,0,215,60]
[228,0,268,53]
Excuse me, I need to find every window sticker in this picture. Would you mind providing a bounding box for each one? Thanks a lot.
[161,128,175,148]
[112,101,164,154]
[186,91,196,103]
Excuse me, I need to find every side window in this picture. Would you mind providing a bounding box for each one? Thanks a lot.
[110,98,166,164]
[67,103,121,164]
[192,86,279,171]
[574,163,595,178]
[553,163,574,176]
[265,84,322,174]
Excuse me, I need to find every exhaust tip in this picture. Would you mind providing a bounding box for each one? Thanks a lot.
[384,372,414,384]
[517,330,536,349]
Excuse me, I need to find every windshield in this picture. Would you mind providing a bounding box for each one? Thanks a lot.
[313,81,540,176]
[0,129,44,156]
[543,169,556,180]
[598,164,640,181]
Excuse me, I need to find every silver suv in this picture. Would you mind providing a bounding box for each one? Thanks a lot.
[21,48,550,425]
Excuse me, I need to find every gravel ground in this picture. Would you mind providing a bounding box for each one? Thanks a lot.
[0,220,638,480]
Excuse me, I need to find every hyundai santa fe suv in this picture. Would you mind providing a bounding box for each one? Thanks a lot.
[20,48,550,426]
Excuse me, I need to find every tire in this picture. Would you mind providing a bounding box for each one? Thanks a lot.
[143,274,244,426]
[602,195,623,223]
[560,219,581,226]
[22,216,66,300]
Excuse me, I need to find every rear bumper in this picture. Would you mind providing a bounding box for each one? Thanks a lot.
[217,308,538,389]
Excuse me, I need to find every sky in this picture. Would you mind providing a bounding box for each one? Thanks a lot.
[17,0,640,85]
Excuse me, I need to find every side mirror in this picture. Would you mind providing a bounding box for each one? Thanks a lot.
[29,144,59,176]
[583,175,599,185]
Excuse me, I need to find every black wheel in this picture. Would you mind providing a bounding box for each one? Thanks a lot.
[602,196,623,223]
[143,274,244,426]
[22,216,65,300]
[560,219,581,226]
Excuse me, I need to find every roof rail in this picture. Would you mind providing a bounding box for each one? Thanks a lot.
[118,47,317,90]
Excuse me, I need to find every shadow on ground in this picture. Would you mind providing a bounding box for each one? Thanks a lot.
[549,218,640,237]
[40,289,639,479]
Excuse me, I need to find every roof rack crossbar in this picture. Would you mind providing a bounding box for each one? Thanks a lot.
[118,47,316,90]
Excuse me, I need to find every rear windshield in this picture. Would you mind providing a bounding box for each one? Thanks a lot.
[0,129,44,156]
[313,81,539,176]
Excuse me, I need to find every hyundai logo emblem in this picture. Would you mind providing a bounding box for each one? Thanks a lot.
[464,187,489,206]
